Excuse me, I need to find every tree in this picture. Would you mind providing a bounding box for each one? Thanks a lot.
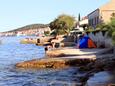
[110,17,115,27]
[78,13,81,21]
[112,31,115,55]
[44,31,50,36]
[107,17,115,37]
[107,17,115,55]
[111,18,115,55]
[49,14,75,35]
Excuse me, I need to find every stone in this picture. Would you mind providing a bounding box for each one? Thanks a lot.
[16,57,95,69]
[16,58,69,69]
[86,71,115,86]
[20,38,38,44]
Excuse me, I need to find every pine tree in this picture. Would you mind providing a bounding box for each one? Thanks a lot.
[78,13,81,21]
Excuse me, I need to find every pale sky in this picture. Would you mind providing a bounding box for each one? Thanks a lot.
[0,0,109,32]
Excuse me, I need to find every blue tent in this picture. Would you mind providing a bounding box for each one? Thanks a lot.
[78,36,96,48]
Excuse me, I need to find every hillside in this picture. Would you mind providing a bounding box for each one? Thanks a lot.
[7,24,49,32]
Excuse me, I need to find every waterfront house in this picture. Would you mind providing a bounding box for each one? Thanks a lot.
[79,16,88,30]
[88,0,115,28]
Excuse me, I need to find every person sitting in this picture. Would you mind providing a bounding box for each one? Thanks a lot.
[44,44,53,53]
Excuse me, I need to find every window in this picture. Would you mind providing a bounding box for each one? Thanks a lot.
[92,19,94,25]
[89,19,91,26]
[95,17,96,25]
[96,16,99,24]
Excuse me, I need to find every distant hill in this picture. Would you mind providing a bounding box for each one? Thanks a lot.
[7,24,49,32]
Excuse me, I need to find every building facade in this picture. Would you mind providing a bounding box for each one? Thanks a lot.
[88,0,115,28]
[79,16,88,30]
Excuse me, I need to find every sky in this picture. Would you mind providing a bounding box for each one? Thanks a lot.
[0,0,109,32]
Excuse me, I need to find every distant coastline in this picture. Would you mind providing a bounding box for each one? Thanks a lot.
[0,24,50,37]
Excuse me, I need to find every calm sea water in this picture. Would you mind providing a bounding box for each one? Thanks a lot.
[0,36,81,86]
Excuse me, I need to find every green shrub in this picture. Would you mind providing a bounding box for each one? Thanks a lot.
[85,26,94,33]
[50,30,57,36]
[112,31,115,45]
[108,27,114,37]
[107,17,115,37]
[44,31,50,36]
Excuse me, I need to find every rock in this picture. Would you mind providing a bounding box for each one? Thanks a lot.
[16,58,69,69]
[86,71,115,86]
[79,66,91,71]
[46,48,79,57]
[20,36,55,44]
[46,48,112,58]
[36,42,51,46]
[20,38,38,44]
[77,54,115,86]
[93,55,115,71]
[38,36,55,43]
[46,51,66,57]
[16,57,95,69]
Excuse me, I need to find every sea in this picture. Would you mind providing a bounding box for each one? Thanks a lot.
[0,36,82,86]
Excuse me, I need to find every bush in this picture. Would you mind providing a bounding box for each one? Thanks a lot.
[96,23,106,30]
[44,31,50,36]
[50,30,57,36]
[107,17,115,37]
[85,26,94,32]
[108,27,114,37]
[112,31,115,45]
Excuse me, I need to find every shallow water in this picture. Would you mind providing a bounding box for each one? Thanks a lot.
[0,36,82,86]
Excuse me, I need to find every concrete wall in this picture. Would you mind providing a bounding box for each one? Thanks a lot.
[86,31,112,48]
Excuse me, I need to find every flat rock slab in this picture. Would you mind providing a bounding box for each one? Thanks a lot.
[20,38,38,44]
[16,56,96,69]
[62,55,96,59]
[16,48,112,69]
[46,47,112,57]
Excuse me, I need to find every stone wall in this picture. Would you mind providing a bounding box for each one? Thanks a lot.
[86,31,112,48]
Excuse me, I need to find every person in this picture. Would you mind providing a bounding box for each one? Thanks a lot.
[44,46,48,52]
[44,44,53,53]
[37,39,40,43]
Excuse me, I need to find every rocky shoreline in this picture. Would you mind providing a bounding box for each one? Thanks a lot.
[15,47,115,86]
[79,54,115,86]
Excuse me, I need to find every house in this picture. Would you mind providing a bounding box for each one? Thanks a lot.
[88,0,115,28]
[79,16,88,30]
